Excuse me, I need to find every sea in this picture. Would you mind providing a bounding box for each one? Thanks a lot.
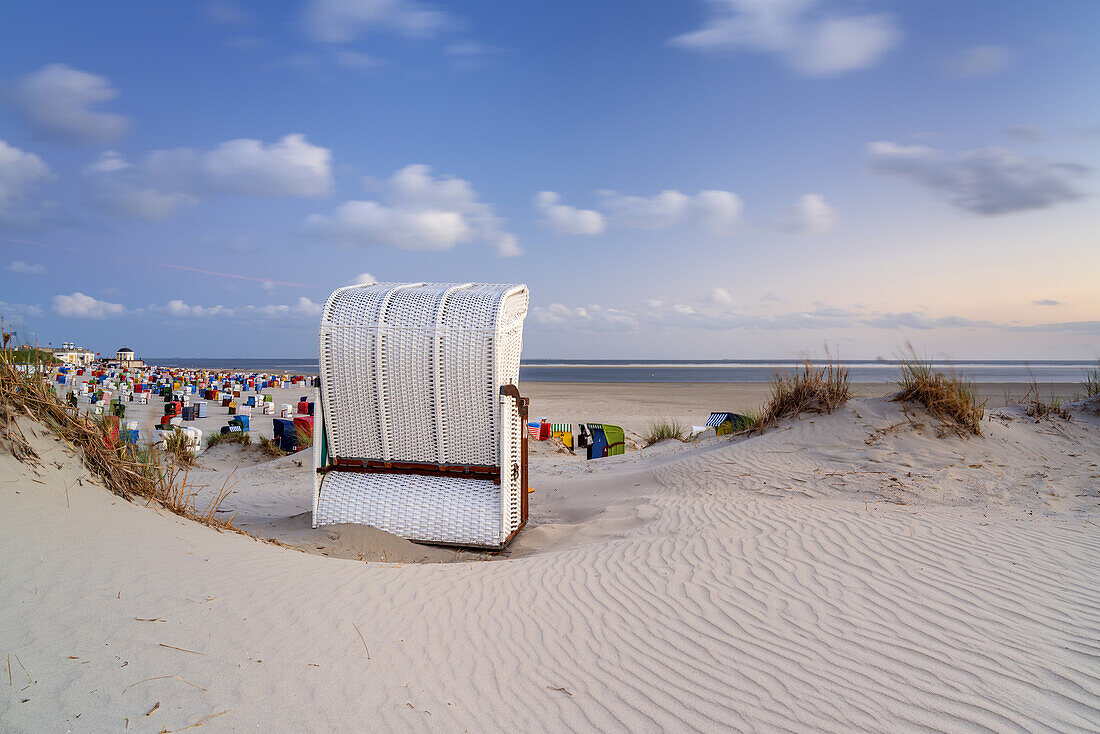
[143,358,1096,384]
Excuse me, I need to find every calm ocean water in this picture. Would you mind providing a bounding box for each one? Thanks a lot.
[144,358,1095,384]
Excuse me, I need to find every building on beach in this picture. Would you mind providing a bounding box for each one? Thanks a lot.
[110,346,145,369]
[53,342,97,366]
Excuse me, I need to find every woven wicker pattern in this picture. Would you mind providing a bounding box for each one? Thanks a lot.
[315,282,529,547]
[315,472,503,547]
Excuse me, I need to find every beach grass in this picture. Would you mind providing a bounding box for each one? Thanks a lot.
[894,349,985,435]
[1083,361,1100,398]
[1017,376,1069,419]
[0,341,236,529]
[163,429,197,467]
[258,434,285,458]
[296,425,313,449]
[753,358,850,433]
[741,408,763,430]
[643,419,686,445]
[206,431,251,449]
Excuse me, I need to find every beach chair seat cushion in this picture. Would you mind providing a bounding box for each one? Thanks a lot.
[315,472,503,547]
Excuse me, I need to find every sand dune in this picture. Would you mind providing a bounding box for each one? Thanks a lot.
[2,397,1099,732]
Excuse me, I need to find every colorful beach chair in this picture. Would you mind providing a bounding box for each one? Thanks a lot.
[312,282,531,549]
[706,412,752,436]
[585,423,625,459]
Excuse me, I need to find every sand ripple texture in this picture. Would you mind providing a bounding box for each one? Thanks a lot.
[2,399,1099,732]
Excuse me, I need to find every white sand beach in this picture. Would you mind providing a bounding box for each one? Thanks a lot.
[3,383,1099,732]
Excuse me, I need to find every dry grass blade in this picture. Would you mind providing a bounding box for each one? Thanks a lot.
[352,623,371,659]
[893,345,985,436]
[173,709,230,731]
[12,652,30,686]
[123,675,207,693]
[752,357,850,434]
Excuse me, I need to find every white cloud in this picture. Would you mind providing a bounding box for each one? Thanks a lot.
[304,164,520,256]
[353,272,377,284]
[867,141,1087,215]
[598,189,691,229]
[542,298,1004,334]
[163,300,234,318]
[0,139,52,224]
[528,293,1050,335]
[534,191,605,235]
[295,296,324,317]
[7,260,45,275]
[693,189,743,235]
[201,134,333,197]
[307,200,469,250]
[304,0,450,43]
[247,296,324,319]
[942,46,1010,78]
[92,182,198,220]
[84,149,196,220]
[6,64,130,143]
[144,297,322,321]
[706,287,734,307]
[0,300,44,320]
[780,193,837,235]
[530,303,640,332]
[53,292,125,319]
[669,0,899,77]
[86,134,333,219]
[597,188,742,235]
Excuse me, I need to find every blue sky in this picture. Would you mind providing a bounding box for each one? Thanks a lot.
[0,0,1097,359]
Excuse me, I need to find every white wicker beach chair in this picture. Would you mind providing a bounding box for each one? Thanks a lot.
[312,282,530,549]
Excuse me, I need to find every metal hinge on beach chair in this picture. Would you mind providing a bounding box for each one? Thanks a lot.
[311,282,530,549]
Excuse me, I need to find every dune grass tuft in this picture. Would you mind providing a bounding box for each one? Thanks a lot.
[1083,361,1100,399]
[258,434,285,458]
[163,429,197,468]
[1018,376,1070,420]
[752,358,850,433]
[643,419,686,445]
[893,349,985,435]
[206,431,251,449]
[296,425,314,450]
[740,408,763,431]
